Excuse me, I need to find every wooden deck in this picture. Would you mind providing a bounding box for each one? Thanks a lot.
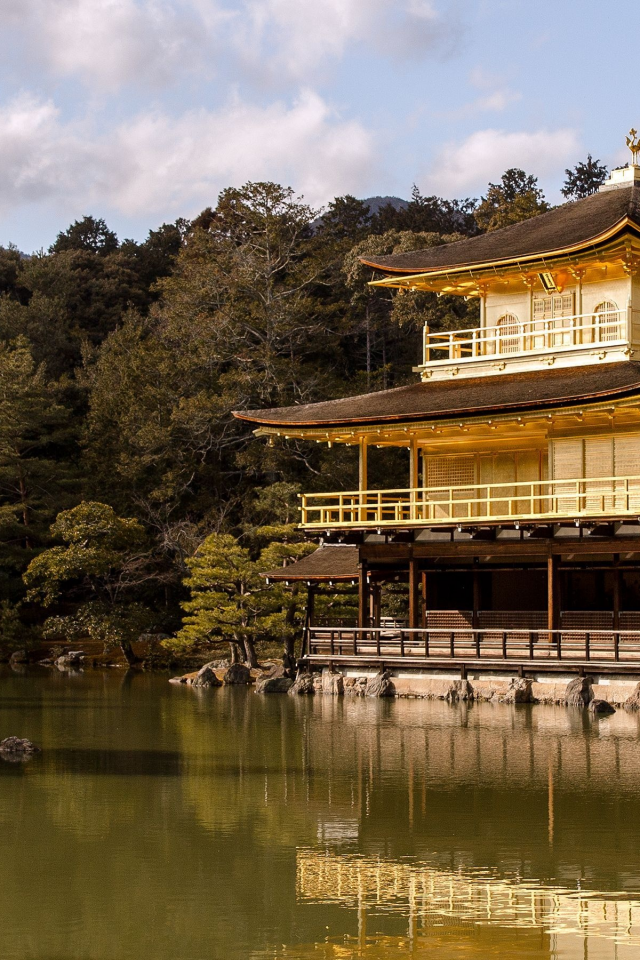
[306,622,640,675]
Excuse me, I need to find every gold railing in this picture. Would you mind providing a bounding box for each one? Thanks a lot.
[300,474,640,528]
[422,309,627,365]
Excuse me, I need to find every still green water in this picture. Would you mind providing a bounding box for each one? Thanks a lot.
[1,668,640,960]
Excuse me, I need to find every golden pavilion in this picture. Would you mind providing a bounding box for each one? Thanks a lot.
[235,149,640,680]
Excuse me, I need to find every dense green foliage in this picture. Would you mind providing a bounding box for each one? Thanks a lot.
[0,166,568,660]
[475,168,550,232]
[561,155,608,200]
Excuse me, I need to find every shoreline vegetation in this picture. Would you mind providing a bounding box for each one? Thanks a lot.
[0,163,612,671]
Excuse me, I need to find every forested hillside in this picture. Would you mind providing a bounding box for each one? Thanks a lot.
[0,160,606,662]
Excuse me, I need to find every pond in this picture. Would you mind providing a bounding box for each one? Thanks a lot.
[2,667,640,959]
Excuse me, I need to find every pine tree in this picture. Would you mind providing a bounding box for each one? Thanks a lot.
[23,501,160,665]
[475,169,550,232]
[561,155,608,200]
[0,337,74,596]
[173,533,266,667]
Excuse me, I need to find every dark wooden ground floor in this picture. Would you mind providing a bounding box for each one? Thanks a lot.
[301,535,640,676]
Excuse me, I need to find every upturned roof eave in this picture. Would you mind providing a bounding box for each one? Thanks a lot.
[232,381,640,431]
[260,545,360,581]
[360,216,640,281]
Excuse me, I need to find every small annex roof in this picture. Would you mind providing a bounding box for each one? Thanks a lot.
[234,362,640,429]
[262,545,359,582]
[359,184,640,276]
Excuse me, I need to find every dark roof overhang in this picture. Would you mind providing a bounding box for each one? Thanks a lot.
[233,363,640,430]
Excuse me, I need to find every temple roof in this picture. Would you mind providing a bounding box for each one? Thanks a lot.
[234,362,640,428]
[262,545,359,581]
[359,185,640,275]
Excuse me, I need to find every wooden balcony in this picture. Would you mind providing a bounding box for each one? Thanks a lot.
[421,309,628,367]
[306,620,640,673]
[300,474,640,530]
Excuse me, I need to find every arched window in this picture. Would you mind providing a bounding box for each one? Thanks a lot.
[496,313,521,354]
[593,300,620,343]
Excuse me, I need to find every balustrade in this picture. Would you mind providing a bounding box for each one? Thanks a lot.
[307,624,640,665]
[300,474,640,529]
[422,309,628,366]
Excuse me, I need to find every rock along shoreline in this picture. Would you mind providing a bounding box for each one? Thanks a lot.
[169,662,640,714]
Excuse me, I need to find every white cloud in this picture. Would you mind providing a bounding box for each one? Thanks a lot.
[233,0,459,77]
[467,68,520,112]
[0,90,377,219]
[0,0,218,91]
[425,128,581,197]
[0,0,460,90]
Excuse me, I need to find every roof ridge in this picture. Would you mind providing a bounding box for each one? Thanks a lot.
[360,185,639,276]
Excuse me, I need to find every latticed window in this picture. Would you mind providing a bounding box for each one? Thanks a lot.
[496,313,521,354]
[426,456,475,488]
[593,300,620,342]
[532,294,574,320]
[425,456,476,520]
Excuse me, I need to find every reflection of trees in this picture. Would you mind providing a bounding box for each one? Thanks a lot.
[168,689,353,846]
[169,688,640,887]
[253,927,551,960]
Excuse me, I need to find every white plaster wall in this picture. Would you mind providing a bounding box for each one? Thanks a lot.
[484,277,631,331]
[485,291,530,328]
[581,276,630,316]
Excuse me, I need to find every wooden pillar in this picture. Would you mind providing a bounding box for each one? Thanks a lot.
[547,554,560,632]
[358,562,369,629]
[409,436,419,521]
[302,583,316,657]
[613,554,621,630]
[358,437,368,524]
[472,561,481,629]
[358,437,368,491]
[409,555,420,629]
[371,583,382,628]
[421,570,428,628]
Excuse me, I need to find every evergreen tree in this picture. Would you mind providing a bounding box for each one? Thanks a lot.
[475,169,550,232]
[244,482,315,668]
[371,186,479,237]
[51,216,119,256]
[314,195,371,245]
[0,337,74,596]
[561,154,608,200]
[172,533,266,667]
[120,220,188,300]
[23,501,161,664]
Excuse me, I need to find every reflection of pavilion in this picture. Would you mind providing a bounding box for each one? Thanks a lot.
[297,848,640,954]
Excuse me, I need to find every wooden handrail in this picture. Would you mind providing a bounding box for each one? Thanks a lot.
[307,625,640,664]
[421,309,628,366]
[300,474,640,528]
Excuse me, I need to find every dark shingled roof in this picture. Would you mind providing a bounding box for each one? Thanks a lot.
[262,545,359,581]
[235,362,640,428]
[360,185,640,274]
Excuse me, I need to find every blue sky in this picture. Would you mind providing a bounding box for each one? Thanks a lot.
[0,0,638,252]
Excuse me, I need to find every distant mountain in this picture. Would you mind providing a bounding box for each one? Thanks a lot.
[311,195,409,233]
[361,196,409,216]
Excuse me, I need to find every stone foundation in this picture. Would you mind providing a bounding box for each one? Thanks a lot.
[314,668,640,712]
